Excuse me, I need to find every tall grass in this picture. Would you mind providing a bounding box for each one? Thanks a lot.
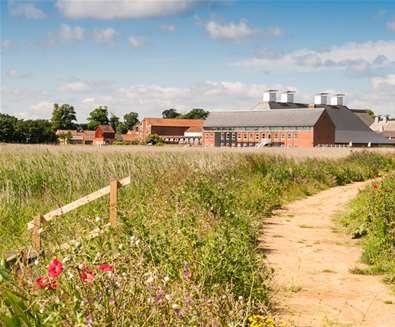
[0,148,394,325]
[338,174,395,282]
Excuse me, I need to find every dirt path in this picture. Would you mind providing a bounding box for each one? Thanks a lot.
[260,180,395,327]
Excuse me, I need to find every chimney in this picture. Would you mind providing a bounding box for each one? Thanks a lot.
[330,93,345,106]
[280,90,296,103]
[314,92,329,105]
[263,89,278,102]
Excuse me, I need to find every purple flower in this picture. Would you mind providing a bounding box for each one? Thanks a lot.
[183,263,191,280]
[86,315,93,325]
[109,298,115,305]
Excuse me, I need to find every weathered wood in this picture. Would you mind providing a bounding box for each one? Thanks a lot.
[27,176,131,230]
[32,215,43,252]
[109,180,118,226]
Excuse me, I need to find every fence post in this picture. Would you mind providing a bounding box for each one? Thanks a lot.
[32,214,43,253]
[110,180,118,226]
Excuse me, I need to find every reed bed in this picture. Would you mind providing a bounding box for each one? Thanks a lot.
[0,147,394,326]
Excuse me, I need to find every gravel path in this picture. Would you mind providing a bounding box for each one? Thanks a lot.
[260,180,395,326]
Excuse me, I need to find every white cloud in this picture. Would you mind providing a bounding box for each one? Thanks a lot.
[30,101,53,117]
[59,24,85,42]
[93,28,117,44]
[128,36,145,48]
[237,40,395,74]
[387,19,395,32]
[372,74,395,91]
[9,0,46,19]
[205,20,257,40]
[56,0,206,20]
[160,24,176,32]
[82,97,95,103]
[59,81,91,92]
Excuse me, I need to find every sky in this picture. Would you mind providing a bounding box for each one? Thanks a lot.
[1,0,395,122]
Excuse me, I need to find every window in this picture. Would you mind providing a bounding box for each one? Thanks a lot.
[294,133,298,139]
[274,133,278,138]
[268,134,271,139]
[281,134,285,139]
[288,133,292,139]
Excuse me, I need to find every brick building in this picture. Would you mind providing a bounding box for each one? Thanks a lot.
[94,125,115,145]
[203,91,394,148]
[370,116,395,141]
[203,108,334,148]
[131,118,204,144]
[56,130,94,144]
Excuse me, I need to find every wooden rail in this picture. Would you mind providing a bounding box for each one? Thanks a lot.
[26,176,131,254]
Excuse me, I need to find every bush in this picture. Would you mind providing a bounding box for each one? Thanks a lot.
[145,134,164,145]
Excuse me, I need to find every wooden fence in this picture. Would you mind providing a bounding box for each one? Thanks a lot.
[22,176,131,256]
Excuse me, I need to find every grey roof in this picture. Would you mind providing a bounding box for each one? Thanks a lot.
[351,109,375,127]
[263,102,393,144]
[204,108,325,128]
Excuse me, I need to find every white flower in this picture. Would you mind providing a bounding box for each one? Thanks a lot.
[238,296,243,301]
[164,276,170,283]
[63,256,70,264]
[172,303,180,310]
[95,216,101,222]
[165,294,171,301]
[146,276,154,284]
[222,295,226,299]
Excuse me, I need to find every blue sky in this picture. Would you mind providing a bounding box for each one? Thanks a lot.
[1,0,395,121]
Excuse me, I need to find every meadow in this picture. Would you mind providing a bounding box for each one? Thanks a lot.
[0,145,394,326]
[338,173,395,284]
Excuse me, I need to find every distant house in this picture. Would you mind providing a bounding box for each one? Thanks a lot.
[129,118,204,144]
[370,116,395,140]
[94,125,115,145]
[56,130,94,145]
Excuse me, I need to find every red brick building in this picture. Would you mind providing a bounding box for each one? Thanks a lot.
[131,118,204,144]
[94,125,115,145]
[202,108,335,148]
[56,130,94,144]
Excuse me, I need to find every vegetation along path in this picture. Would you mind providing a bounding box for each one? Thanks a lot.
[260,180,395,326]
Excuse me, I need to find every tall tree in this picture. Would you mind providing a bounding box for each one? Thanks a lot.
[51,104,77,130]
[183,108,209,120]
[116,122,128,134]
[16,119,57,144]
[0,113,19,142]
[87,106,109,130]
[123,112,139,130]
[109,113,120,131]
[162,108,180,119]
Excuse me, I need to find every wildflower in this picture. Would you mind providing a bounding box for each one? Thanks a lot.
[34,276,57,290]
[165,294,171,301]
[238,296,243,301]
[164,276,170,283]
[109,298,115,305]
[97,264,113,272]
[48,259,63,278]
[146,275,154,284]
[372,183,379,189]
[86,315,93,325]
[183,263,191,280]
[62,256,70,264]
[155,290,163,304]
[172,303,180,310]
[81,269,95,283]
[95,216,101,222]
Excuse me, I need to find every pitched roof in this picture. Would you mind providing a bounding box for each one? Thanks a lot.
[351,109,375,126]
[257,102,393,144]
[143,118,204,127]
[204,108,325,128]
[97,125,115,133]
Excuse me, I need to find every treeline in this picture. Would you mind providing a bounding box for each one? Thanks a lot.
[0,104,209,144]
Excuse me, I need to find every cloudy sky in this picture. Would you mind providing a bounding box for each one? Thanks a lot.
[1,0,395,121]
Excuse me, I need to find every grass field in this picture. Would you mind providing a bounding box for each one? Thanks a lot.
[1,145,394,325]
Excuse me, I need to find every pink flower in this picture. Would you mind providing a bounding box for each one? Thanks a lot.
[34,276,57,290]
[97,264,113,272]
[81,269,95,283]
[48,259,63,278]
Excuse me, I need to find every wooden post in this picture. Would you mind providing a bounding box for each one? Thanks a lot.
[109,180,118,226]
[32,214,43,253]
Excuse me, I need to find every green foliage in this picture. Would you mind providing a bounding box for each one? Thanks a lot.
[112,140,139,145]
[182,108,209,120]
[109,113,120,131]
[87,106,109,130]
[145,134,164,145]
[162,109,181,119]
[339,174,395,281]
[116,122,128,134]
[0,114,19,143]
[123,112,139,130]
[51,104,77,131]
[0,149,394,325]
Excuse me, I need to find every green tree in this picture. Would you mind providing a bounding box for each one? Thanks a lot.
[51,103,77,131]
[87,106,109,130]
[109,113,120,131]
[16,119,57,144]
[123,112,139,130]
[183,108,209,120]
[162,108,181,119]
[0,113,19,142]
[116,122,128,134]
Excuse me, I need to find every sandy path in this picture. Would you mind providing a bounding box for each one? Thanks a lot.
[260,180,395,326]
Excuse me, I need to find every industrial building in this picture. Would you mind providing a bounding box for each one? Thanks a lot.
[202,90,394,148]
